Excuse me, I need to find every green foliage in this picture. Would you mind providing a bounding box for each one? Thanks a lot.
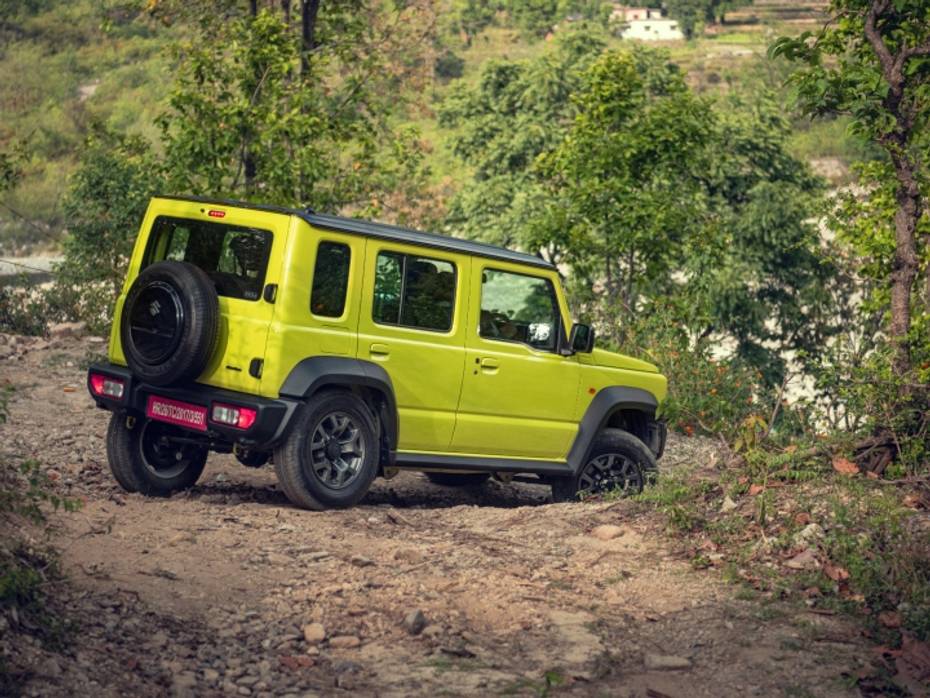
[158,5,432,214]
[439,28,607,249]
[435,49,466,80]
[444,41,834,382]
[621,300,767,441]
[825,483,930,640]
[0,276,50,336]
[51,130,161,335]
[770,1,930,148]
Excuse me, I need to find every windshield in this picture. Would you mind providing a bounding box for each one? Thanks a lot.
[143,216,272,301]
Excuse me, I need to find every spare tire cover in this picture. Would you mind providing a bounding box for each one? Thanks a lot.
[120,261,219,386]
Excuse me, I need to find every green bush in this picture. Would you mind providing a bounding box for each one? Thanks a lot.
[617,300,771,442]
[435,49,466,80]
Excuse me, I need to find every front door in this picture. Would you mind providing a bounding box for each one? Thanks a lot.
[451,263,581,460]
[357,243,469,452]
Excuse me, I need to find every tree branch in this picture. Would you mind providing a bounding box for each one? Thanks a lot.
[863,0,895,79]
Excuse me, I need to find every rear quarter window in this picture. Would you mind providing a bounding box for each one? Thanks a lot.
[143,216,272,301]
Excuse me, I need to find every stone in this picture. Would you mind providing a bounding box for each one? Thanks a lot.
[172,671,198,693]
[203,668,220,683]
[590,524,624,541]
[41,657,62,678]
[303,623,325,644]
[644,653,692,671]
[785,548,821,571]
[328,635,361,649]
[349,555,374,567]
[49,321,86,339]
[793,523,825,547]
[403,609,427,636]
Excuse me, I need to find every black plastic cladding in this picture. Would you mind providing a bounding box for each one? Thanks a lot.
[155,195,555,270]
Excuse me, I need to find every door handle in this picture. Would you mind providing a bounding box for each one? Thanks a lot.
[370,343,390,357]
[479,357,499,369]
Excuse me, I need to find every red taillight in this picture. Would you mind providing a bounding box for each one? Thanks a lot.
[90,373,125,399]
[208,209,226,218]
[211,403,257,430]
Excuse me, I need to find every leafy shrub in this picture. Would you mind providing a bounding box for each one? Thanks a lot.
[51,130,160,336]
[435,49,465,79]
[616,300,770,441]
[0,278,49,336]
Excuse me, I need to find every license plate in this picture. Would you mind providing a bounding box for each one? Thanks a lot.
[145,395,208,432]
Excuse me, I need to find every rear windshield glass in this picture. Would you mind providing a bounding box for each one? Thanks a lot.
[143,216,272,301]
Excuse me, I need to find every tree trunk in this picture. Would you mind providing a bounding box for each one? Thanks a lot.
[888,154,921,377]
[281,0,290,24]
[250,0,258,17]
[300,0,321,75]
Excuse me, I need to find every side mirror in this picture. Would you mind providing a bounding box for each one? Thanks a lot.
[568,323,595,354]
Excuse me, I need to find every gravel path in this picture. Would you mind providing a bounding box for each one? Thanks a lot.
[0,334,872,697]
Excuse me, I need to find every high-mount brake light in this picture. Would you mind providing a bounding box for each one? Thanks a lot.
[208,209,226,218]
[89,373,125,399]
[211,403,257,430]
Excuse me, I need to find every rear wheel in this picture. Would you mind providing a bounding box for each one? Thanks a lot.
[106,414,208,496]
[551,428,656,503]
[274,392,379,511]
[424,472,491,487]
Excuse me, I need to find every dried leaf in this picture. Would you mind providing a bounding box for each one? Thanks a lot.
[794,512,812,525]
[832,456,859,476]
[824,563,850,582]
[902,493,923,509]
[748,483,764,496]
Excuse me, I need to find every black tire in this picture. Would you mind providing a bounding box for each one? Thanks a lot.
[106,413,208,496]
[274,392,379,511]
[552,428,657,503]
[425,472,491,487]
[120,261,219,386]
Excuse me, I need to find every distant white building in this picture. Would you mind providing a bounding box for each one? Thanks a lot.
[611,6,663,22]
[621,17,684,41]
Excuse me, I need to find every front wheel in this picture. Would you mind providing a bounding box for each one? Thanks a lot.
[106,414,208,496]
[551,428,656,503]
[274,392,379,511]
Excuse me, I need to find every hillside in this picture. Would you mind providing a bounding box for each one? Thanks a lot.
[0,0,864,255]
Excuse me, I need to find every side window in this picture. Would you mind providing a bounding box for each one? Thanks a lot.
[310,241,351,317]
[372,251,456,332]
[480,269,560,352]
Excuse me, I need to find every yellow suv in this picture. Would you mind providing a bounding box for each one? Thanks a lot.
[87,196,668,510]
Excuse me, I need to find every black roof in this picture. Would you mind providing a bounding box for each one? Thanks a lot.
[157,195,555,270]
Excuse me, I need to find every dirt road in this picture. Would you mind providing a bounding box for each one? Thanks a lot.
[1,333,873,697]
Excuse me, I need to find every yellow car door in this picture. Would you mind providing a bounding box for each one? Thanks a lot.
[356,243,470,452]
[451,261,581,460]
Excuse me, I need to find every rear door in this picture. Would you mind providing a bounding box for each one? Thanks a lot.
[116,198,289,395]
[356,242,469,452]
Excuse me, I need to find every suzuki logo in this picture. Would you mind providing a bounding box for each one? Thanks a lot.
[149,300,161,316]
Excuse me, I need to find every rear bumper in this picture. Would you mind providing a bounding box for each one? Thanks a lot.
[87,362,299,449]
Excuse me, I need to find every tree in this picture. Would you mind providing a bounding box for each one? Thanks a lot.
[772,0,930,378]
[439,28,607,251]
[442,43,832,381]
[157,1,437,218]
